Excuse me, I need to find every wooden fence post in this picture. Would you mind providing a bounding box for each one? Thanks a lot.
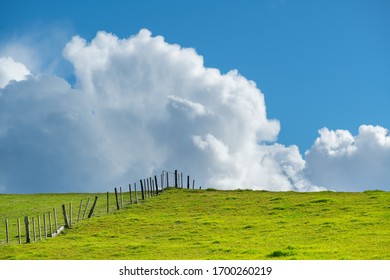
[38,215,42,241]
[142,180,145,198]
[32,217,36,242]
[48,212,53,237]
[53,208,58,232]
[88,196,98,218]
[114,188,120,210]
[129,184,132,204]
[24,216,31,244]
[78,199,83,222]
[43,213,47,239]
[187,175,190,189]
[154,175,159,195]
[62,204,70,228]
[193,179,195,190]
[140,179,145,200]
[146,178,149,197]
[175,170,178,188]
[69,202,73,227]
[17,218,21,244]
[5,218,9,244]
[145,179,149,198]
[120,187,123,209]
[181,172,183,188]
[83,197,90,220]
[166,171,169,188]
[134,182,138,204]
[106,192,110,213]
[161,172,163,189]
[146,179,149,198]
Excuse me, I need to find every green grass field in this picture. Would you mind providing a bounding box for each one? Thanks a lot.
[0,188,389,259]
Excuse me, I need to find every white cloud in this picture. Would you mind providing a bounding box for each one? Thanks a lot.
[168,96,210,119]
[4,28,389,193]
[0,29,321,193]
[193,134,230,162]
[0,57,30,88]
[305,125,390,191]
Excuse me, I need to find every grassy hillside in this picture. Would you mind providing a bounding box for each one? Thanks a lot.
[1,188,389,259]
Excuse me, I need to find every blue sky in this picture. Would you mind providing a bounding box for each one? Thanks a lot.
[1,0,390,193]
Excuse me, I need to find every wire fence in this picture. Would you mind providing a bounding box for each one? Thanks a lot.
[0,169,197,245]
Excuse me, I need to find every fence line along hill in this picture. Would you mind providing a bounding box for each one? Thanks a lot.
[0,169,192,245]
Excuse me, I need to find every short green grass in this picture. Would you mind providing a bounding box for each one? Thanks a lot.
[0,191,132,244]
[0,188,389,260]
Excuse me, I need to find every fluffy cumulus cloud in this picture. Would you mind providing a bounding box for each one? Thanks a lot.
[305,125,390,191]
[0,29,321,193]
[0,56,30,88]
[2,29,389,193]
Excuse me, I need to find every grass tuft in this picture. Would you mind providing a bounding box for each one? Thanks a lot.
[267,250,294,258]
[310,198,333,204]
